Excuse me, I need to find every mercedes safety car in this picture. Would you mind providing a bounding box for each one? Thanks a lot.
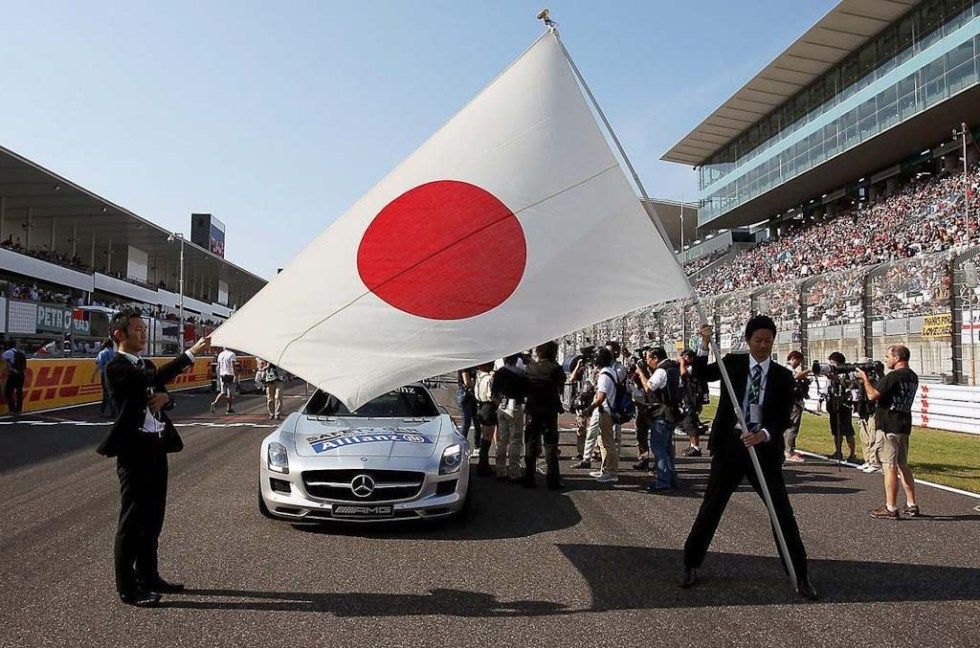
[258,383,471,523]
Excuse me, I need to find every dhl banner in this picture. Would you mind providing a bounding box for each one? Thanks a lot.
[0,355,219,416]
[236,355,258,382]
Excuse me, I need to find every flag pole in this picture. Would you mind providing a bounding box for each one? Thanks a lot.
[549,23,799,591]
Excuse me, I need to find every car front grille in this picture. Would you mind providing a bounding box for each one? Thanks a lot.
[302,469,425,502]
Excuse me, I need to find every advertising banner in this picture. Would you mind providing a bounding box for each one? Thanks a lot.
[922,313,952,338]
[35,304,90,335]
[0,355,214,416]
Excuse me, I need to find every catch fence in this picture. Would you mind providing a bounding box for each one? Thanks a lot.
[563,246,980,386]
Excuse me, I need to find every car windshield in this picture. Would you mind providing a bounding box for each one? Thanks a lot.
[303,386,439,418]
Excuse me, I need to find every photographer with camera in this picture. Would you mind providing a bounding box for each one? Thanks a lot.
[455,366,480,454]
[579,347,620,483]
[491,354,527,482]
[473,362,498,477]
[605,340,629,459]
[825,352,859,464]
[678,348,707,458]
[630,346,654,470]
[856,345,920,520]
[784,351,811,464]
[568,357,595,464]
[635,347,681,492]
[523,341,567,489]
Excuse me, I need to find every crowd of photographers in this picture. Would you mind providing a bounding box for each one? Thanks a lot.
[453,331,922,519]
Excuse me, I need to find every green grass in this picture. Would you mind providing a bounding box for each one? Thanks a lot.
[699,400,980,494]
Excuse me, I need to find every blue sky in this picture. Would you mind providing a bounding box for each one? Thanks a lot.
[1,0,832,278]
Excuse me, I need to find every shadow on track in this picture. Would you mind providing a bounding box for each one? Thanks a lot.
[159,546,979,615]
[556,544,980,609]
[162,587,571,616]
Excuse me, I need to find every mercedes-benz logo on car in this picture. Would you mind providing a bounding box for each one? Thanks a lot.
[350,474,375,498]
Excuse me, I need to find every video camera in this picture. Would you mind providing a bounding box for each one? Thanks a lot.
[811,360,885,420]
[578,345,596,363]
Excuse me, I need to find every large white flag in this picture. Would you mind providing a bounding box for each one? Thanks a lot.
[211,31,690,409]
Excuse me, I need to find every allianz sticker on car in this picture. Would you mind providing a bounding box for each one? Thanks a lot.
[306,427,434,453]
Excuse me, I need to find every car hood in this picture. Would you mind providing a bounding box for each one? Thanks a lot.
[290,416,446,459]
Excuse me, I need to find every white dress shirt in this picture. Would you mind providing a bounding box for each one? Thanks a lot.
[696,347,772,442]
[117,350,195,436]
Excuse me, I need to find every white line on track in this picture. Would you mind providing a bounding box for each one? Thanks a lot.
[796,450,980,500]
[0,419,278,429]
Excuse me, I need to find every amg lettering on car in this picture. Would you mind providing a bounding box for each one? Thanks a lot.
[310,433,433,453]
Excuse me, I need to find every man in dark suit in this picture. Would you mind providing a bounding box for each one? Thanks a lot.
[680,315,817,600]
[97,309,209,607]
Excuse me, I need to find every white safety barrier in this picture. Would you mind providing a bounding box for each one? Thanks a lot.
[708,380,980,436]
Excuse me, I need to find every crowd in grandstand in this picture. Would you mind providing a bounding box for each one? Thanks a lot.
[695,165,980,296]
[682,247,729,275]
[1,235,91,273]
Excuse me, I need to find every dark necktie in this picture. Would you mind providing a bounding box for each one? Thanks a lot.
[746,364,762,423]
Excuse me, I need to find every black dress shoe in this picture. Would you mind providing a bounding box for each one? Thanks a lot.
[119,590,162,607]
[143,577,184,593]
[795,579,820,601]
[679,567,698,589]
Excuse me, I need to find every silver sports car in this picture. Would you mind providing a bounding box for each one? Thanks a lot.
[258,383,471,523]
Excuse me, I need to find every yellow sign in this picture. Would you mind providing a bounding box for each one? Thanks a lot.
[1,355,215,416]
[922,313,952,338]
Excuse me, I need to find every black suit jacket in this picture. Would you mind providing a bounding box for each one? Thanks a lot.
[96,352,193,458]
[693,353,794,465]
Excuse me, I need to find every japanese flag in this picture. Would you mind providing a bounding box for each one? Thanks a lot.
[211,31,690,409]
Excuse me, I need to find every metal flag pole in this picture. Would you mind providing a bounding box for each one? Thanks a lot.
[548,20,799,590]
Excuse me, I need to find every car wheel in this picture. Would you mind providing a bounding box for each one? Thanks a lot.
[258,490,276,520]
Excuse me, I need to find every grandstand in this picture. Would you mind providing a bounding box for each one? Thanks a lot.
[0,143,266,357]
[572,0,980,389]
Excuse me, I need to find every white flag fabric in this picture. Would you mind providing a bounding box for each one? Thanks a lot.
[211,31,691,409]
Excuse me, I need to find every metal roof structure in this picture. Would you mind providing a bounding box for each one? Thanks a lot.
[640,198,699,251]
[0,143,266,308]
[662,0,919,166]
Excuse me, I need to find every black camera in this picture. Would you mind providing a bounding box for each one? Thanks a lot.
[579,345,596,363]
[812,360,885,378]
[812,360,885,420]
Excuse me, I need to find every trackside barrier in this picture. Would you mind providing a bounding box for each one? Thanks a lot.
[0,355,247,416]
[707,380,980,436]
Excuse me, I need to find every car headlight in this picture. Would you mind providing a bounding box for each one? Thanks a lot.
[439,444,463,475]
[267,442,289,474]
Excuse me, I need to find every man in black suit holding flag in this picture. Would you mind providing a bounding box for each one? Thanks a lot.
[680,315,817,600]
[97,309,209,607]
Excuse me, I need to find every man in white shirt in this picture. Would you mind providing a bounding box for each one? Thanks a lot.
[210,347,238,414]
[605,340,628,456]
[96,309,209,608]
[636,347,680,491]
[580,347,619,483]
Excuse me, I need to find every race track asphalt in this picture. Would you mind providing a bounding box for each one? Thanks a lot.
[0,383,977,648]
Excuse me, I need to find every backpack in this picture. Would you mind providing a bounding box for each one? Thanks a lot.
[600,368,635,424]
[12,349,27,373]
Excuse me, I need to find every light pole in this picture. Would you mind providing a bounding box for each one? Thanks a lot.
[680,202,686,346]
[167,232,185,349]
[953,122,971,246]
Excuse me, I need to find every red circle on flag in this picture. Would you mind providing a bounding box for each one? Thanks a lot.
[357,180,527,320]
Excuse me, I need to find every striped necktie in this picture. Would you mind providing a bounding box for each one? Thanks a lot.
[746,364,762,422]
